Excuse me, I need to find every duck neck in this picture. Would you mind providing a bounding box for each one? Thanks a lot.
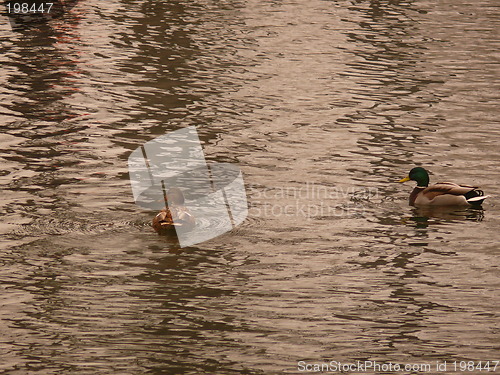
[410,186,425,206]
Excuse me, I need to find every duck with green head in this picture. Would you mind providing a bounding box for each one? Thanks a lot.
[399,167,489,206]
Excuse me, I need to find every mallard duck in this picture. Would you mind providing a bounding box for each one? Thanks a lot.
[398,167,489,206]
[152,188,196,235]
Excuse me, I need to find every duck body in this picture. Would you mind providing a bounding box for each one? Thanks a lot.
[400,167,489,207]
[152,206,196,235]
[152,188,196,235]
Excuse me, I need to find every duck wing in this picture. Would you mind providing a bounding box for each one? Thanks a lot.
[170,206,196,227]
[423,182,477,198]
[419,182,488,206]
[152,209,175,233]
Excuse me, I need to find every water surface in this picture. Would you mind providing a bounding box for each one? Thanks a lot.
[0,0,499,374]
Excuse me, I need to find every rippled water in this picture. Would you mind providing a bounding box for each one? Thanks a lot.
[1,0,499,374]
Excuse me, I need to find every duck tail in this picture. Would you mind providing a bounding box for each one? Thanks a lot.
[464,189,490,205]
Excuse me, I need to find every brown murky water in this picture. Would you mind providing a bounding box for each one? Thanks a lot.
[0,0,499,374]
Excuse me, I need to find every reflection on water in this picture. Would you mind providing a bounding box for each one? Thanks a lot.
[410,206,485,226]
[0,0,499,373]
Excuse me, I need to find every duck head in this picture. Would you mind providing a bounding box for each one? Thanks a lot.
[399,167,430,187]
[165,187,185,205]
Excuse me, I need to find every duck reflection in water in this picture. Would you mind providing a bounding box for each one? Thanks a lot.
[408,206,484,229]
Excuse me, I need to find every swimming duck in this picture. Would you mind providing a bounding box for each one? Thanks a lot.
[152,188,196,235]
[398,167,489,206]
